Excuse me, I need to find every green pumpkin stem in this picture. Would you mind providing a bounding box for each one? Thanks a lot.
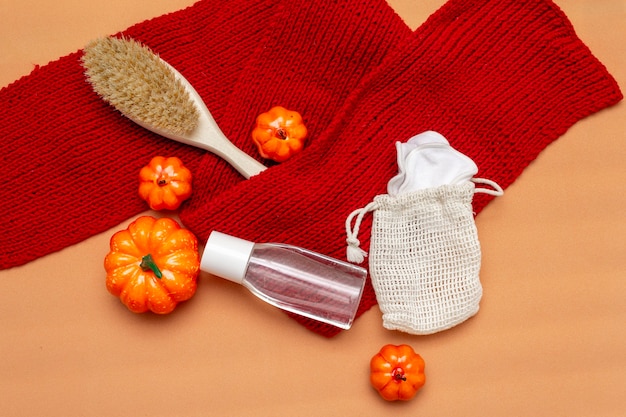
[140,254,163,279]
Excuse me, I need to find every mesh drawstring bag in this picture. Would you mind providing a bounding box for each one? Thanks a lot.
[346,132,503,334]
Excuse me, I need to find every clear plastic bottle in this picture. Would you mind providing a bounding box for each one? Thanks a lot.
[200,231,367,329]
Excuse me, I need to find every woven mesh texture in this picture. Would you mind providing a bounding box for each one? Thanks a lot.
[370,183,482,334]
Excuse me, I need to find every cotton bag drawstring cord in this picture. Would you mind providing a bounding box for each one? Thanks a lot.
[346,201,379,264]
[345,178,504,264]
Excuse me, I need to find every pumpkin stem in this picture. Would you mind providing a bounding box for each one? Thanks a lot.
[156,173,169,186]
[276,128,287,140]
[140,254,163,279]
[392,367,407,382]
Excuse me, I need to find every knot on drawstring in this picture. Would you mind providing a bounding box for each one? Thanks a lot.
[345,201,378,264]
[346,236,367,264]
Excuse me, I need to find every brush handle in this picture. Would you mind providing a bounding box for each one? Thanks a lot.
[187,106,267,179]
[135,113,267,179]
[167,63,267,179]
[197,125,267,179]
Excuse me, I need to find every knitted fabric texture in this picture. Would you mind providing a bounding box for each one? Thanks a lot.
[0,0,622,338]
[0,0,287,267]
[178,0,622,336]
[0,0,408,270]
[360,183,486,335]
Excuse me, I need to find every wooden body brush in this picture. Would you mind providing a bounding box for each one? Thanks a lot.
[82,36,266,179]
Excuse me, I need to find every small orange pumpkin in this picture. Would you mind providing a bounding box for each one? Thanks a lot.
[138,156,192,210]
[251,106,307,163]
[370,344,426,401]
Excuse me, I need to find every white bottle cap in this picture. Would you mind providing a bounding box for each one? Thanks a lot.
[200,231,255,284]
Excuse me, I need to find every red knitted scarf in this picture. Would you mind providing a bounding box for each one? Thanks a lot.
[0,0,621,337]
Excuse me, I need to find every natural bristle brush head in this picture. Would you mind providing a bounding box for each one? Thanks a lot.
[81,35,266,178]
[81,36,199,136]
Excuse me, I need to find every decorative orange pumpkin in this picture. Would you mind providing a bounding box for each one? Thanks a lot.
[138,156,192,210]
[251,106,307,162]
[370,344,426,401]
[104,216,200,314]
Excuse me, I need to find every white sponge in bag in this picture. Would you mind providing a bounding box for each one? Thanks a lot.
[345,131,502,334]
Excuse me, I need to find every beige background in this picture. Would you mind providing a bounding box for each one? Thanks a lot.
[1,1,624,416]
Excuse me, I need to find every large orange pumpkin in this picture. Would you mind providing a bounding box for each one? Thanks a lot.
[104,216,199,314]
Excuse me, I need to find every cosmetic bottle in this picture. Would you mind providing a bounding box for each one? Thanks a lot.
[201,231,367,329]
